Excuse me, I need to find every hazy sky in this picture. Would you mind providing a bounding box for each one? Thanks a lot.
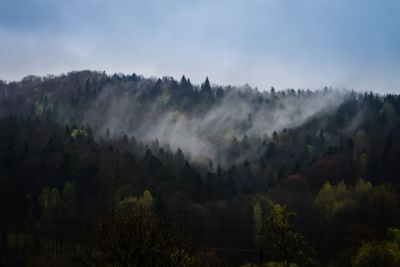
[1,0,399,92]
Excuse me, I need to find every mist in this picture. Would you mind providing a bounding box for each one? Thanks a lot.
[69,76,350,166]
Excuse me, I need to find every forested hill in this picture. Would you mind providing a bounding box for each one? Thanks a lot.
[1,70,400,266]
[2,70,400,169]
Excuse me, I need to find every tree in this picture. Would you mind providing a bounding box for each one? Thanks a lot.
[319,129,325,147]
[116,190,154,212]
[89,207,192,267]
[270,87,276,99]
[352,228,400,267]
[39,183,79,258]
[272,131,278,141]
[62,182,78,221]
[200,77,212,96]
[260,204,315,267]
[314,180,355,222]
[253,201,263,243]
[40,187,62,221]
[88,191,194,267]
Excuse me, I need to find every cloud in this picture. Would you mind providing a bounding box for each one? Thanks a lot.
[0,0,400,93]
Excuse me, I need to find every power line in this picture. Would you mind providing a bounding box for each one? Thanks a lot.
[194,246,345,256]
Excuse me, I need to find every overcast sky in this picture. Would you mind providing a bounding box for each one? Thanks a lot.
[0,0,399,92]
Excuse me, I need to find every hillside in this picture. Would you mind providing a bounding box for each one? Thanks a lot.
[1,71,400,266]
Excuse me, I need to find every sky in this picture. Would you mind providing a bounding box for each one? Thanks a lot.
[0,0,399,93]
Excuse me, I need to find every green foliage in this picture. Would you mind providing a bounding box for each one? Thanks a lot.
[352,236,400,266]
[355,130,366,142]
[260,204,315,266]
[191,250,226,267]
[158,92,170,104]
[387,228,400,246]
[253,201,263,244]
[314,181,334,206]
[88,207,193,267]
[380,101,395,116]
[62,182,78,220]
[70,128,87,138]
[264,262,298,267]
[34,95,54,116]
[116,190,153,211]
[351,228,400,267]
[314,179,399,229]
[253,194,274,243]
[40,187,61,220]
[314,180,355,221]
[352,241,400,267]
[39,182,78,221]
[62,182,77,208]
[34,101,45,116]
[241,260,299,266]
[354,179,373,195]
[241,264,259,267]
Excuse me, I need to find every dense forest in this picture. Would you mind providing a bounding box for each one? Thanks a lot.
[1,70,400,266]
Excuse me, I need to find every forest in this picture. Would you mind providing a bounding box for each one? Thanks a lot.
[1,70,400,266]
